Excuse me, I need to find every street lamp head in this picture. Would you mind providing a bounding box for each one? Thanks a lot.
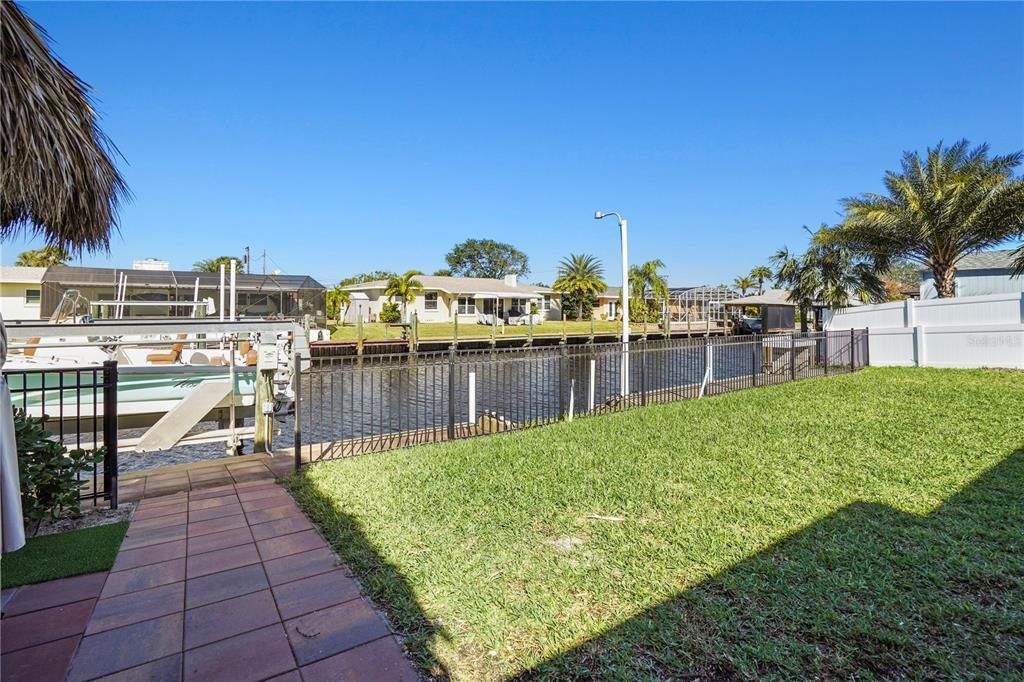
[594,211,604,220]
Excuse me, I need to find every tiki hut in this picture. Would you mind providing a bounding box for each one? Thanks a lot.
[1,0,128,252]
[2,1,127,553]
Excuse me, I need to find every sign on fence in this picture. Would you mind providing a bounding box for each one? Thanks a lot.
[824,293,1024,369]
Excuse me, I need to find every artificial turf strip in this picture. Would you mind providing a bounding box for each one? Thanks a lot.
[286,367,1024,680]
[1,521,128,588]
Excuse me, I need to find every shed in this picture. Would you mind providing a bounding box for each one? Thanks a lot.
[724,289,796,332]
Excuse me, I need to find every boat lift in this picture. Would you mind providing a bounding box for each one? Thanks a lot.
[5,318,307,457]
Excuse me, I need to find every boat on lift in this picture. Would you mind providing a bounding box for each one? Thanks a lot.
[3,279,307,452]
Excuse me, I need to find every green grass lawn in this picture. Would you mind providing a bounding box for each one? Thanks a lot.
[330,319,627,342]
[1,522,128,588]
[287,368,1024,680]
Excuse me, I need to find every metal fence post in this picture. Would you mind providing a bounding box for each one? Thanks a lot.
[293,352,302,471]
[824,332,830,375]
[447,347,456,439]
[639,339,647,406]
[751,339,757,387]
[102,360,118,509]
[864,327,870,367]
[559,342,568,419]
[789,334,796,382]
[850,327,856,372]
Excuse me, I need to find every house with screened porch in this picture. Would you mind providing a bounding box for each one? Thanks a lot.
[340,274,561,324]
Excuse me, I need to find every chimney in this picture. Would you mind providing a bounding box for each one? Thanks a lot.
[503,274,517,287]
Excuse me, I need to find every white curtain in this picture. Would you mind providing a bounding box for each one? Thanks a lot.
[1,315,27,553]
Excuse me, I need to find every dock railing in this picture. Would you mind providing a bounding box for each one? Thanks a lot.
[294,329,868,466]
[5,360,119,508]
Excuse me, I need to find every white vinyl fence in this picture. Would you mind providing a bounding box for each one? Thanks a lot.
[824,292,1024,369]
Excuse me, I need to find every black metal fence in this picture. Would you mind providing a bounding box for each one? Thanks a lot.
[5,361,119,508]
[294,329,868,466]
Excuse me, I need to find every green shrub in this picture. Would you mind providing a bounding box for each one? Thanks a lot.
[379,302,401,323]
[13,408,104,522]
[560,291,597,320]
[628,299,662,323]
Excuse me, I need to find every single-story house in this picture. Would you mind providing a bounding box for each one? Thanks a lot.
[920,248,1023,299]
[592,287,621,320]
[341,274,561,324]
[0,266,46,321]
[591,285,740,322]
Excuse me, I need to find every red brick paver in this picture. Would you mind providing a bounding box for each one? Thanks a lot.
[0,573,106,682]
[52,481,414,681]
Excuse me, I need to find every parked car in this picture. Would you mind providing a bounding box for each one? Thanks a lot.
[738,316,762,335]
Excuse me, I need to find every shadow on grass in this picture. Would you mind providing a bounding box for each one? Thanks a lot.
[514,450,1024,680]
[284,472,452,679]
[288,451,1023,680]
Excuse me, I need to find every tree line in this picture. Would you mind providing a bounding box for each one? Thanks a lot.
[729,139,1023,331]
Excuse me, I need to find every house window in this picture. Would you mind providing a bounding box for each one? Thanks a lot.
[457,297,474,314]
[541,295,552,311]
[424,292,438,310]
[24,289,41,305]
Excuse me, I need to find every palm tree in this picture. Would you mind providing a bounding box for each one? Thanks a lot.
[772,225,887,332]
[1,2,128,253]
[193,256,241,272]
[326,286,351,322]
[553,254,606,321]
[15,245,69,267]
[733,275,756,296]
[628,260,668,322]
[1013,244,1024,277]
[384,270,425,321]
[749,266,773,295]
[835,140,1024,298]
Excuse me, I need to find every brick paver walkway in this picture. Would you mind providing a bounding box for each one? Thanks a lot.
[2,480,416,681]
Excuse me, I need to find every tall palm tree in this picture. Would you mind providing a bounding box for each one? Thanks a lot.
[384,270,425,321]
[628,259,669,323]
[772,225,886,332]
[835,140,1024,298]
[553,254,606,321]
[326,286,351,322]
[749,266,773,295]
[1,1,128,253]
[15,245,69,267]
[733,275,756,296]
[1012,244,1024,277]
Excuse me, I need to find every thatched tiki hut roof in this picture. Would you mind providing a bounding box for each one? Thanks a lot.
[1,0,128,253]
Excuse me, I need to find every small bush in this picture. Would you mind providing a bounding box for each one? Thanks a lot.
[379,302,401,323]
[560,291,597,320]
[629,299,662,324]
[13,408,104,522]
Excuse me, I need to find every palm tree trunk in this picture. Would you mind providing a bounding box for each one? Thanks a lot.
[799,304,809,333]
[932,262,956,298]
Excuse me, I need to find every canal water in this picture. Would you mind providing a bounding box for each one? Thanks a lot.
[117,337,795,472]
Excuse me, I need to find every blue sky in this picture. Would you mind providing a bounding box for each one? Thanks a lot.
[4,1,1022,287]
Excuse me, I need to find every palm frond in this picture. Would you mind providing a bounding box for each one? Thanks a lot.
[834,139,1024,295]
[1,1,129,254]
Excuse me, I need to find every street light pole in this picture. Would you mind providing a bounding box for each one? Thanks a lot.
[595,211,630,396]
